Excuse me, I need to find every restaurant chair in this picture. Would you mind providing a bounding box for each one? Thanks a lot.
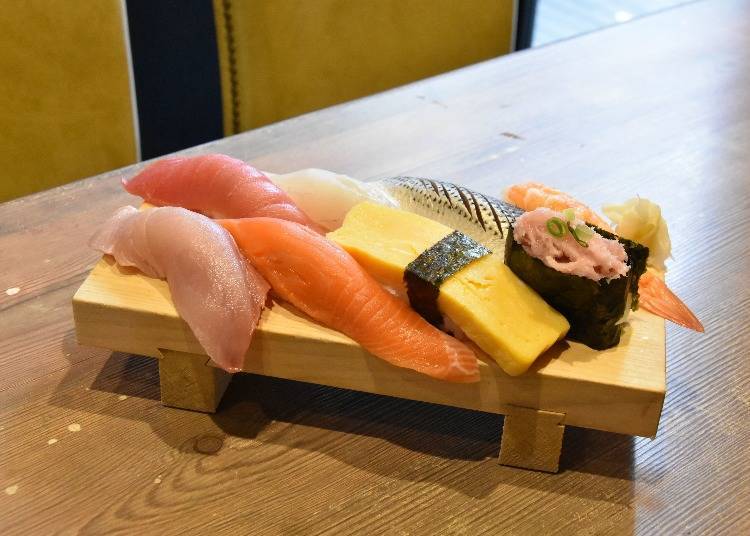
[1,0,521,202]
[0,1,138,202]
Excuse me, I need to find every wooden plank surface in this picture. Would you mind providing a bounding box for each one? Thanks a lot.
[2,0,749,533]
[73,257,665,436]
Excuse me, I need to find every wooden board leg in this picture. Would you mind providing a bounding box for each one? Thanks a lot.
[158,350,232,413]
[499,406,565,473]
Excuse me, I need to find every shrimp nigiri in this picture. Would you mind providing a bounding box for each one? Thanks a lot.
[506,182,613,231]
[505,182,703,332]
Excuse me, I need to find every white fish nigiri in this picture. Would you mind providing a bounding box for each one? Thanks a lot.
[267,168,396,231]
[89,206,269,371]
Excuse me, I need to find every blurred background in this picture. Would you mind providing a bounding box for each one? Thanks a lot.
[0,0,691,202]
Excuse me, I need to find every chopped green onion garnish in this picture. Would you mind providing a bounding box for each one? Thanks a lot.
[575,224,594,241]
[567,222,589,247]
[562,208,576,222]
[546,217,567,238]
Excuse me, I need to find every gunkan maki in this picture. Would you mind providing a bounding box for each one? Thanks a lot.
[504,207,648,349]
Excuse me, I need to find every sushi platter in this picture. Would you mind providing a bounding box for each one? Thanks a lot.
[73,256,665,473]
[72,155,691,473]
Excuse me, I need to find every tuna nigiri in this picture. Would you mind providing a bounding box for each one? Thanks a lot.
[123,154,324,232]
[90,206,270,371]
[220,217,480,383]
[505,182,703,332]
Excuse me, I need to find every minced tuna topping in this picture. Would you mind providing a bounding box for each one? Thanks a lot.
[513,208,629,282]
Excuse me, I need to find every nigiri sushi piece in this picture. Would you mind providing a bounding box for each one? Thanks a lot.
[504,182,703,332]
[505,182,613,231]
[90,206,270,371]
[267,168,396,231]
[328,202,569,375]
[123,154,324,232]
[220,217,480,383]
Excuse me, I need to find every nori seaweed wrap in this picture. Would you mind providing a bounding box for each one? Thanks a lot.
[504,226,648,349]
[404,230,491,328]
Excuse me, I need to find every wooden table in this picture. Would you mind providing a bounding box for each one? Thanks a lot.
[2,0,748,533]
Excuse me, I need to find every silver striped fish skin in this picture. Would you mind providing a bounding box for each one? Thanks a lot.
[379,176,523,253]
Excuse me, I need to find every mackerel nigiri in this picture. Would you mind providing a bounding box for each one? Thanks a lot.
[220,217,480,383]
[269,170,520,248]
[90,206,270,371]
[123,154,324,231]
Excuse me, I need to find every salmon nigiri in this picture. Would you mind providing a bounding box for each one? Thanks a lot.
[505,182,703,332]
[123,154,324,232]
[220,217,480,383]
[90,206,270,371]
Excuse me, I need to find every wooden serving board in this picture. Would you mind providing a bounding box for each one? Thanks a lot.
[73,256,665,472]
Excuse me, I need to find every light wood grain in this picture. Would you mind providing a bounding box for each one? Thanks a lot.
[2,0,749,534]
[73,256,665,437]
[499,407,566,472]
[158,350,231,413]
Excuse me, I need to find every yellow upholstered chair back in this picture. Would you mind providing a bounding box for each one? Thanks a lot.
[0,1,517,201]
[0,0,137,202]
[213,0,516,133]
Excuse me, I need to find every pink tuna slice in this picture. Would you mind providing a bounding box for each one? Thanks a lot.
[89,206,270,371]
[513,207,629,281]
[122,154,325,232]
